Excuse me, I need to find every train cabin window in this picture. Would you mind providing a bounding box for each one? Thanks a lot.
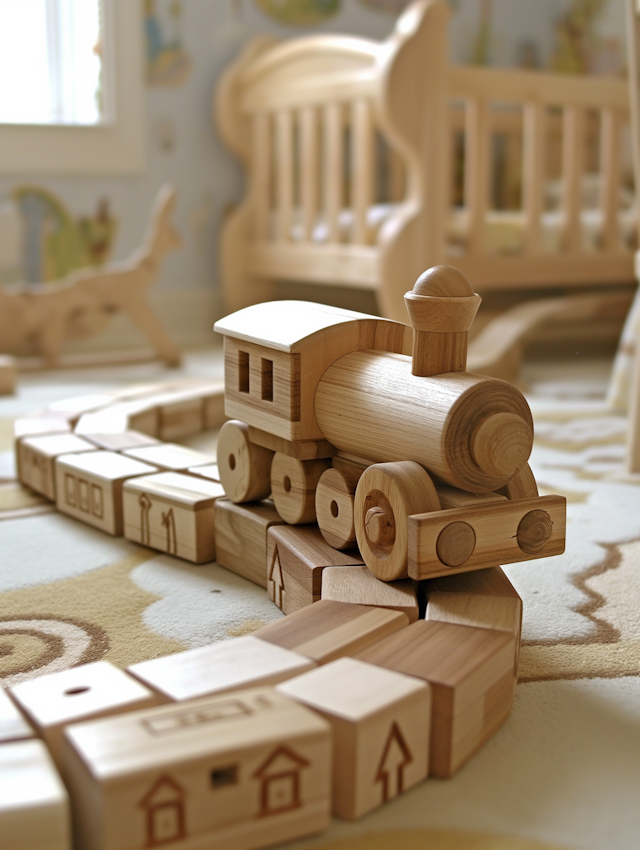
[238,351,250,394]
[261,358,274,402]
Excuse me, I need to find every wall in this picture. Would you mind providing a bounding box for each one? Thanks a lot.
[0,0,628,355]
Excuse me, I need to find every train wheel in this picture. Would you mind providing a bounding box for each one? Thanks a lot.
[497,463,538,500]
[271,453,331,525]
[315,466,362,550]
[355,461,440,581]
[217,420,273,503]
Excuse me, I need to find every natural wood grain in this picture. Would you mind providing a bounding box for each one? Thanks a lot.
[408,494,566,581]
[354,462,441,581]
[248,426,334,460]
[217,420,273,503]
[62,687,331,850]
[123,472,226,563]
[0,739,70,850]
[10,661,161,773]
[18,433,97,500]
[253,599,408,665]
[321,565,419,623]
[315,351,534,493]
[214,499,285,587]
[271,454,331,525]
[128,636,316,702]
[278,657,430,818]
[315,465,362,549]
[353,619,515,777]
[82,430,160,452]
[55,451,158,536]
[267,526,363,615]
[123,443,215,472]
[425,566,523,673]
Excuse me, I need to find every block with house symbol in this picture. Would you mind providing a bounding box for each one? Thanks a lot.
[61,687,332,850]
[267,525,364,615]
[279,657,431,819]
[123,472,226,563]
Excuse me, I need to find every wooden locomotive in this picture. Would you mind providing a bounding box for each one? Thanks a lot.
[214,265,566,584]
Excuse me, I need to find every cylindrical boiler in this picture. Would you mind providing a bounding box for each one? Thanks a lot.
[314,350,533,493]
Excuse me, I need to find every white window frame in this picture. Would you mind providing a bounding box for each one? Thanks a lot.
[0,0,145,175]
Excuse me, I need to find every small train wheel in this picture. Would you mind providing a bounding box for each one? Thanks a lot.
[217,420,273,503]
[271,453,331,525]
[355,461,440,581]
[497,463,539,501]
[315,466,362,550]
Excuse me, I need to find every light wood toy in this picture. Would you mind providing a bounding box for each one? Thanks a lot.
[0,186,183,368]
[61,687,331,850]
[216,0,633,323]
[0,739,70,850]
[267,526,363,615]
[128,635,316,702]
[278,657,431,819]
[123,472,226,563]
[354,620,516,778]
[6,264,567,847]
[9,661,162,774]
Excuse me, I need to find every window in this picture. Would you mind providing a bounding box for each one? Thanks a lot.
[0,0,145,174]
[238,351,250,394]
[261,358,274,402]
[210,765,238,789]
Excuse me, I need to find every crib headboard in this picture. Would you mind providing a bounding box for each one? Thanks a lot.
[215,0,450,307]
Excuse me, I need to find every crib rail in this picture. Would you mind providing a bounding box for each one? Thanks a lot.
[448,65,632,286]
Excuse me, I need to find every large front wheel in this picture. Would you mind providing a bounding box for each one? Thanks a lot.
[354,461,441,582]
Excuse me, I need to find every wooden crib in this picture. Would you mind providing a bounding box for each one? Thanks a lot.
[215,0,634,324]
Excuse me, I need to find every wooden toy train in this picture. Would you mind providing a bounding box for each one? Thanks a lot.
[214,265,566,583]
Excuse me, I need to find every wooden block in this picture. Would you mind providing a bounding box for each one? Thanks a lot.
[407,495,567,581]
[82,430,160,452]
[434,484,507,509]
[18,433,97,500]
[214,499,285,587]
[425,566,523,673]
[10,661,161,773]
[253,600,409,665]
[0,739,70,850]
[62,687,331,850]
[13,417,71,440]
[267,526,363,615]
[46,394,114,423]
[271,453,331,524]
[321,565,419,623]
[123,472,226,563]
[278,657,430,819]
[74,400,160,438]
[157,391,205,441]
[0,686,34,743]
[55,452,158,536]
[353,620,516,777]
[0,353,17,395]
[124,442,216,471]
[188,462,220,482]
[128,636,316,701]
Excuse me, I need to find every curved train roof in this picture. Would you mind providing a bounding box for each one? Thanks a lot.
[214,300,410,353]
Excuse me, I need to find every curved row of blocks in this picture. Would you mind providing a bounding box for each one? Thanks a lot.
[4,380,522,850]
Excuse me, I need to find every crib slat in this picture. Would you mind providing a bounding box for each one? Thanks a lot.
[300,107,319,242]
[465,99,490,255]
[522,101,545,254]
[561,106,586,253]
[324,103,343,243]
[253,112,271,241]
[599,109,622,252]
[351,99,374,245]
[276,110,294,242]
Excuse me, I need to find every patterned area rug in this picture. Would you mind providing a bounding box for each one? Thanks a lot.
[1,352,639,850]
